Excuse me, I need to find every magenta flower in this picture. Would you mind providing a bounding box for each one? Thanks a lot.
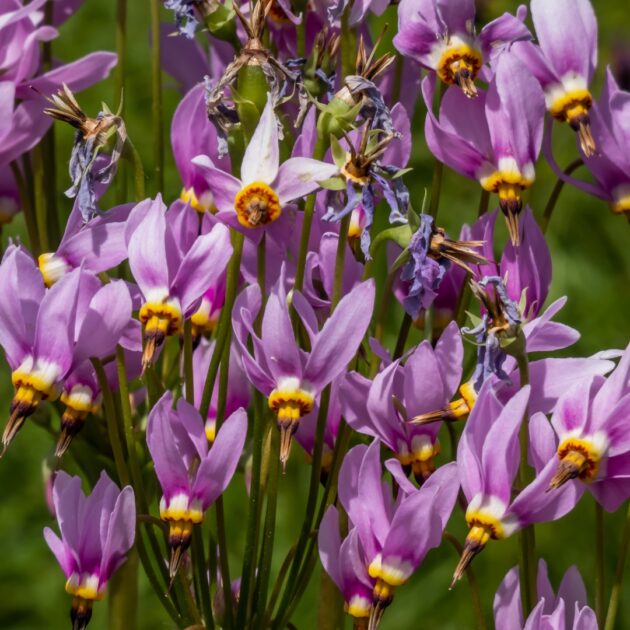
[341,322,463,481]
[191,338,251,443]
[0,0,116,172]
[44,471,135,630]
[494,560,597,630]
[126,196,233,369]
[38,201,133,286]
[192,94,338,233]
[233,272,374,468]
[539,344,630,511]
[424,52,545,244]
[452,383,582,585]
[394,0,530,97]
[0,248,132,454]
[333,441,459,628]
[147,392,247,575]
[512,0,598,155]
[548,69,630,219]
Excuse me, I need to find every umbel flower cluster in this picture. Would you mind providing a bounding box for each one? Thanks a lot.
[0,0,628,628]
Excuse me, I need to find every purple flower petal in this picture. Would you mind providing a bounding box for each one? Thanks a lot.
[192,408,247,508]
[304,280,375,392]
[240,95,279,185]
[274,157,338,205]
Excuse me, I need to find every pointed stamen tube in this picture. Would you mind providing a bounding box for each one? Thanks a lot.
[548,450,587,491]
[1,403,34,457]
[450,526,491,589]
[70,596,93,630]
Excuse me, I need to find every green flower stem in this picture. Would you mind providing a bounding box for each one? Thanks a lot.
[150,0,164,192]
[604,501,630,630]
[331,213,352,308]
[515,351,537,618]
[294,134,329,292]
[31,146,50,253]
[236,389,266,628]
[92,358,130,486]
[595,500,605,626]
[10,161,40,254]
[115,348,193,623]
[443,533,486,630]
[215,336,235,629]
[115,0,128,203]
[192,527,215,629]
[393,312,412,359]
[272,386,331,630]
[253,429,280,629]
[427,82,447,220]
[199,230,244,419]
[540,159,583,234]
[183,321,194,405]
[108,548,139,630]
[123,138,146,201]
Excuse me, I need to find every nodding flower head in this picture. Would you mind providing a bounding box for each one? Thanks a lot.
[44,471,136,630]
[147,393,247,577]
[394,0,530,98]
[512,0,598,156]
[233,273,374,470]
[193,93,338,235]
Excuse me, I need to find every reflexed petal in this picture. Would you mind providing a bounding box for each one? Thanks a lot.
[146,393,191,498]
[99,485,136,581]
[34,267,82,374]
[318,506,343,588]
[171,223,232,313]
[304,280,375,391]
[240,96,279,185]
[192,408,247,508]
[550,378,592,438]
[493,566,523,630]
[481,386,529,503]
[73,280,132,364]
[191,155,242,214]
[434,321,464,397]
[0,245,44,368]
[274,158,338,205]
[18,52,117,99]
[44,527,76,579]
[127,196,171,297]
[261,290,302,383]
[531,0,597,81]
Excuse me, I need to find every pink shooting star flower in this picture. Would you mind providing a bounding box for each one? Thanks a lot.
[340,321,464,482]
[0,247,132,455]
[125,196,233,370]
[44,471,135,630]
[394,0,530,97]
[451,383,583,587]
[540,344,630,511]
[232,271,374,469]
[494,560,597,630]
[147,392,247,577]
[331,441,459,629]
[192,93,338,233]
[512,0,599,156]
[423,52,545,244]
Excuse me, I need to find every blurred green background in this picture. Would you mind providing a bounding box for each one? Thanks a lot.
[0,0,629,628]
